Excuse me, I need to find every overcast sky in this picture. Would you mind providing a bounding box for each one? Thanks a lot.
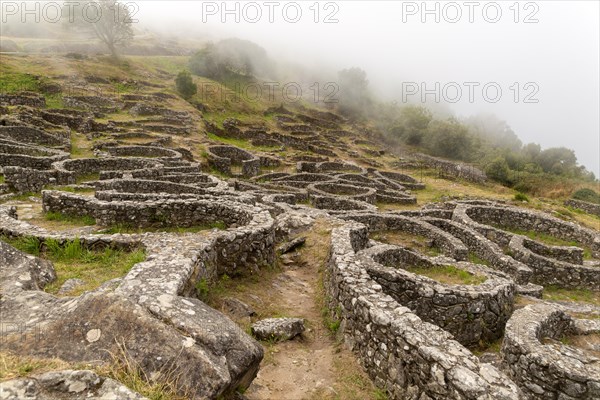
[138,1,599,174]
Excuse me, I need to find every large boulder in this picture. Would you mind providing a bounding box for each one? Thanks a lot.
[0,240,263,399]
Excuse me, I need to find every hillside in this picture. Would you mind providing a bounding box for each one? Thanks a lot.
[1,51,600,400]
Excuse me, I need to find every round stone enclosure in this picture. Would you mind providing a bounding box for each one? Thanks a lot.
[307,182,377,204]
[362,244,516,347]
[502,303,600,399]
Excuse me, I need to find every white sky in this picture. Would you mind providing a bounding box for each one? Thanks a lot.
[136,1,599,174]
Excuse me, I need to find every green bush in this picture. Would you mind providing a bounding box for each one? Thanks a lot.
[514,192,529,202]
[175,70,197,99]
[572,188,600,204]
[485,156,511,185]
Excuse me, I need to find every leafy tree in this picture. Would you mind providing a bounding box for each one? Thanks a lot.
[337,67,370,118]
[521,143,541,162]
[189,43,222,79]
[465,114,522,152]
[537,147,577,174]
[485,156,511,184]
[63,0,134,59]
[389,105,432,145]
[189,39,271,80]
[424,118,475,161]
[175,71,197,99]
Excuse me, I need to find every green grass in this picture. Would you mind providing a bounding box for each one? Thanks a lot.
[96,221,227,235]
[206,131,280,152]
[493,224,594,259]
[514,192,529,202]
[468,252,490,266]
[75,173,100,184]
[70,132,95,159]
[369,230,441,257]
[0,72,40,93]
[405,265,487,285]
[543,285,600,305]
[1,235,145,296]
[0,192,40,204]
[471,336,503,355]
[0,175,4,184]
[195,274,231,303]
[44,212,96,226]
[44,93,64,109]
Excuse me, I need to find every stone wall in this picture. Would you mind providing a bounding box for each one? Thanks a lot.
[325,221,521,399]
[565,199,600,217]
[424,217,533,284]
[206,145,261,177]
[502,303,600,399]
[509,235,600,290]
[362,244,515,347]
[0,140,69,170]
[0,92,46,107]
[457,204,600,253]
[0,126,69,149]
[308,182,377,204]
[342,213,469,261]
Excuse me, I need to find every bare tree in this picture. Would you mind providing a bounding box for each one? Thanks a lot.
[64,0,134,59]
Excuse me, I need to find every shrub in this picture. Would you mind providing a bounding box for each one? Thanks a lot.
[572,188,600,204]
[514,192,529,202]
[175,70,197,99]
[485,156,511,185]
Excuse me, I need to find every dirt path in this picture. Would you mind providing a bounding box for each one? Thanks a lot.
[224,219,384,400]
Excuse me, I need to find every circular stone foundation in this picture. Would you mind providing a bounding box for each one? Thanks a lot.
[307,182,377,204]
[502,303,600,398]
[361,244,516,347]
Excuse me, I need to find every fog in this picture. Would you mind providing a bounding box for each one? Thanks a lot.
[1,1,597,174]
[137,0,599,175]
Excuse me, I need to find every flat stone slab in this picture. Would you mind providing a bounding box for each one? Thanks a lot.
[251,318,305,341]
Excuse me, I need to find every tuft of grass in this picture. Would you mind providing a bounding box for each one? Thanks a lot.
[44,211,96,226]
[471,336,503,356]
[103,342,188,400]
[0,175,4,184]
[1,235,145,296]
[2,235,42,256]
[468,252,490,266]
[0,349,186,400]
[195,274,230,303]
[513,192,529,202]
[0,352,71,380]
[405,264,487,285]
[543,285,600,305]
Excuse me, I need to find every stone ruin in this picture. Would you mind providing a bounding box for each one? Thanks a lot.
[1,100,600,400]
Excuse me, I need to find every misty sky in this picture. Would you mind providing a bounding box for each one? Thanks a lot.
[138,1,599,175]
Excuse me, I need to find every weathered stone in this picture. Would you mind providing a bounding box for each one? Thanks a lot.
[251,318,305,341]
[0,370,147,400]
[277,236,306,254]
[223,297,256,318]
